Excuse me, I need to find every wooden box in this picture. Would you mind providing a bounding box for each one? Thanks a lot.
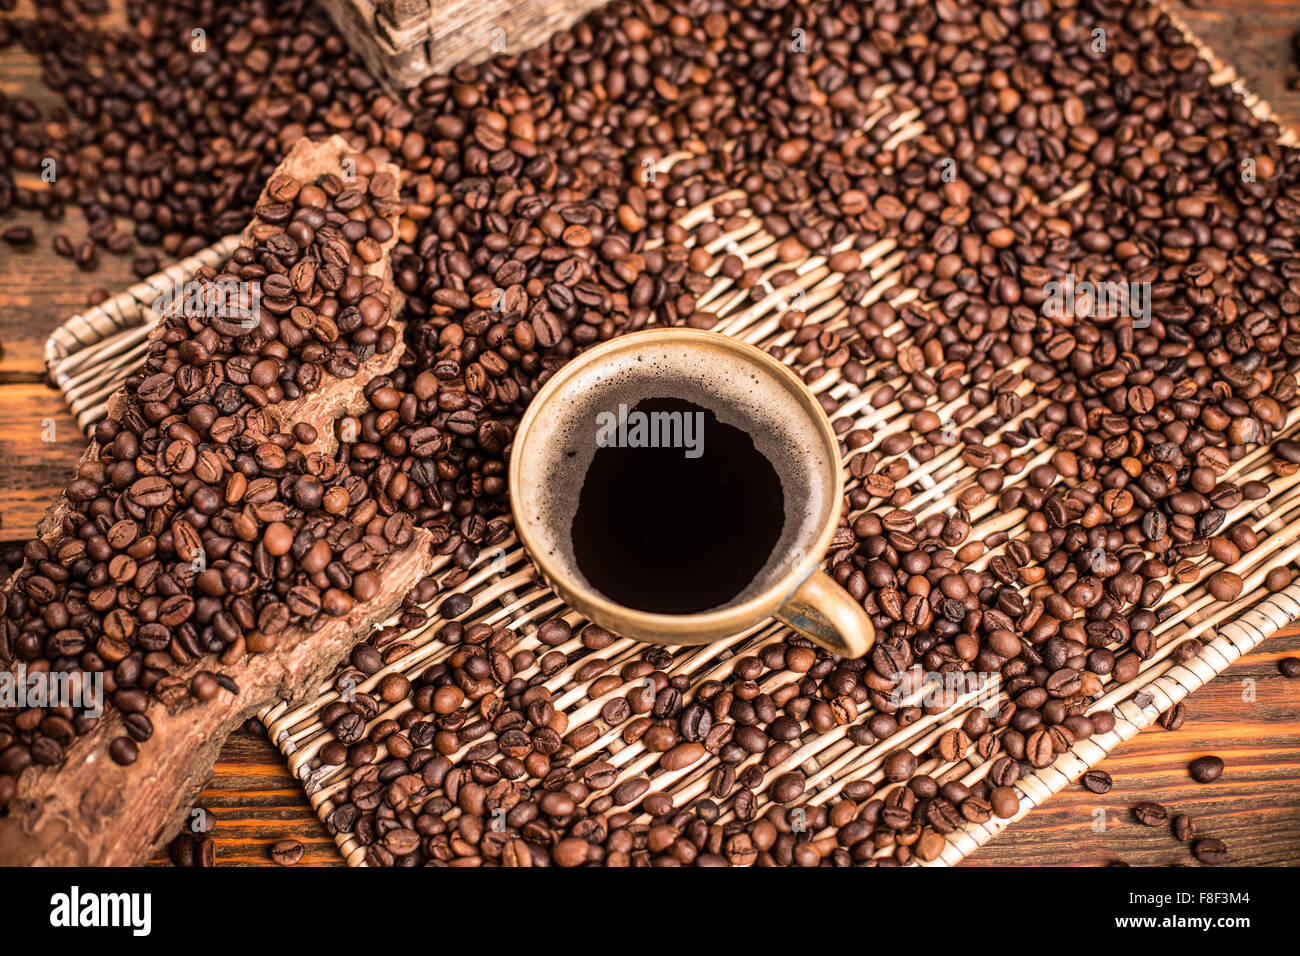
[317,0,611,91]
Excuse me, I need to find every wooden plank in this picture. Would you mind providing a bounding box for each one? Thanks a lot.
[145,731,342,867]
[967,629,1300,866]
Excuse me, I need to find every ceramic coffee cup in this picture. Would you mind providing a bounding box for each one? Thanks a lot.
[509,328,875,658]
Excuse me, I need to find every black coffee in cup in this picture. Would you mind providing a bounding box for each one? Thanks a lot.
[517,341,832,616]
[571,396,785,614]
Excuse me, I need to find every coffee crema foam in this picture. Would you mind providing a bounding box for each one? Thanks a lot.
[516,341,834,612]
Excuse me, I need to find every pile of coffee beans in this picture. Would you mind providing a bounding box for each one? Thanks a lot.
[0,0,388,273]
[0,155,405,786]
[298,0,1297,867]
[2,0,1298,866]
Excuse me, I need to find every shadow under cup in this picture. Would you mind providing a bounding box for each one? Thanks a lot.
[510,329,853,648]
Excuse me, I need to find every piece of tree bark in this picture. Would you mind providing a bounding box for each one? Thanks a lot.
[0,136,434,866]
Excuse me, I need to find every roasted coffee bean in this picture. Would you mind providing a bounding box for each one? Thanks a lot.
[123,713,153,743]
[196,837,216,867]
[169,832,197,867]
[1158,703,1188,731]
[30,737,64,766]
[988,756,1019,788]
[1193,838,1228,864]
[661,743,705,772]
[1188,756,1224,783]
[440,593,472,619]
[883,750,917,781]
[2,226,35,246]
[679,702,712,743]
[1205,571,1243,602]
[1133,802,1169,827]
[270,839,304,866]
[109,736,138,766]
[1082,770,1112,794]
[1173,814,1197,843]
[332,713,366,745]
[1267,567,1295,592]
[960,797,992,824]
[770,772,805,804]
[989,786,1020,819]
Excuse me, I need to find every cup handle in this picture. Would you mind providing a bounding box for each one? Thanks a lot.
[774,570,875,658]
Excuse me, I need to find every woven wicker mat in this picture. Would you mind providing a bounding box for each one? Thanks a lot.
[43,10,1300,866]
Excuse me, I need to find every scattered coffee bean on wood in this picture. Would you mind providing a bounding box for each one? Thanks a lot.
[195,837,215,867]
[270,840,304,866]
[1194,838,1229,865]
[1134,802,1170,827]
[0,140,406,787]
[1189,756,1224,784]
[1,226,33,246]
[169,832,197,868]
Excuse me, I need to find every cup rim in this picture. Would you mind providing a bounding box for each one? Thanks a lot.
[508,327,844,639]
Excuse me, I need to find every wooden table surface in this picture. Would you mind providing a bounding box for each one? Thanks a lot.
[2,0,1298,867]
